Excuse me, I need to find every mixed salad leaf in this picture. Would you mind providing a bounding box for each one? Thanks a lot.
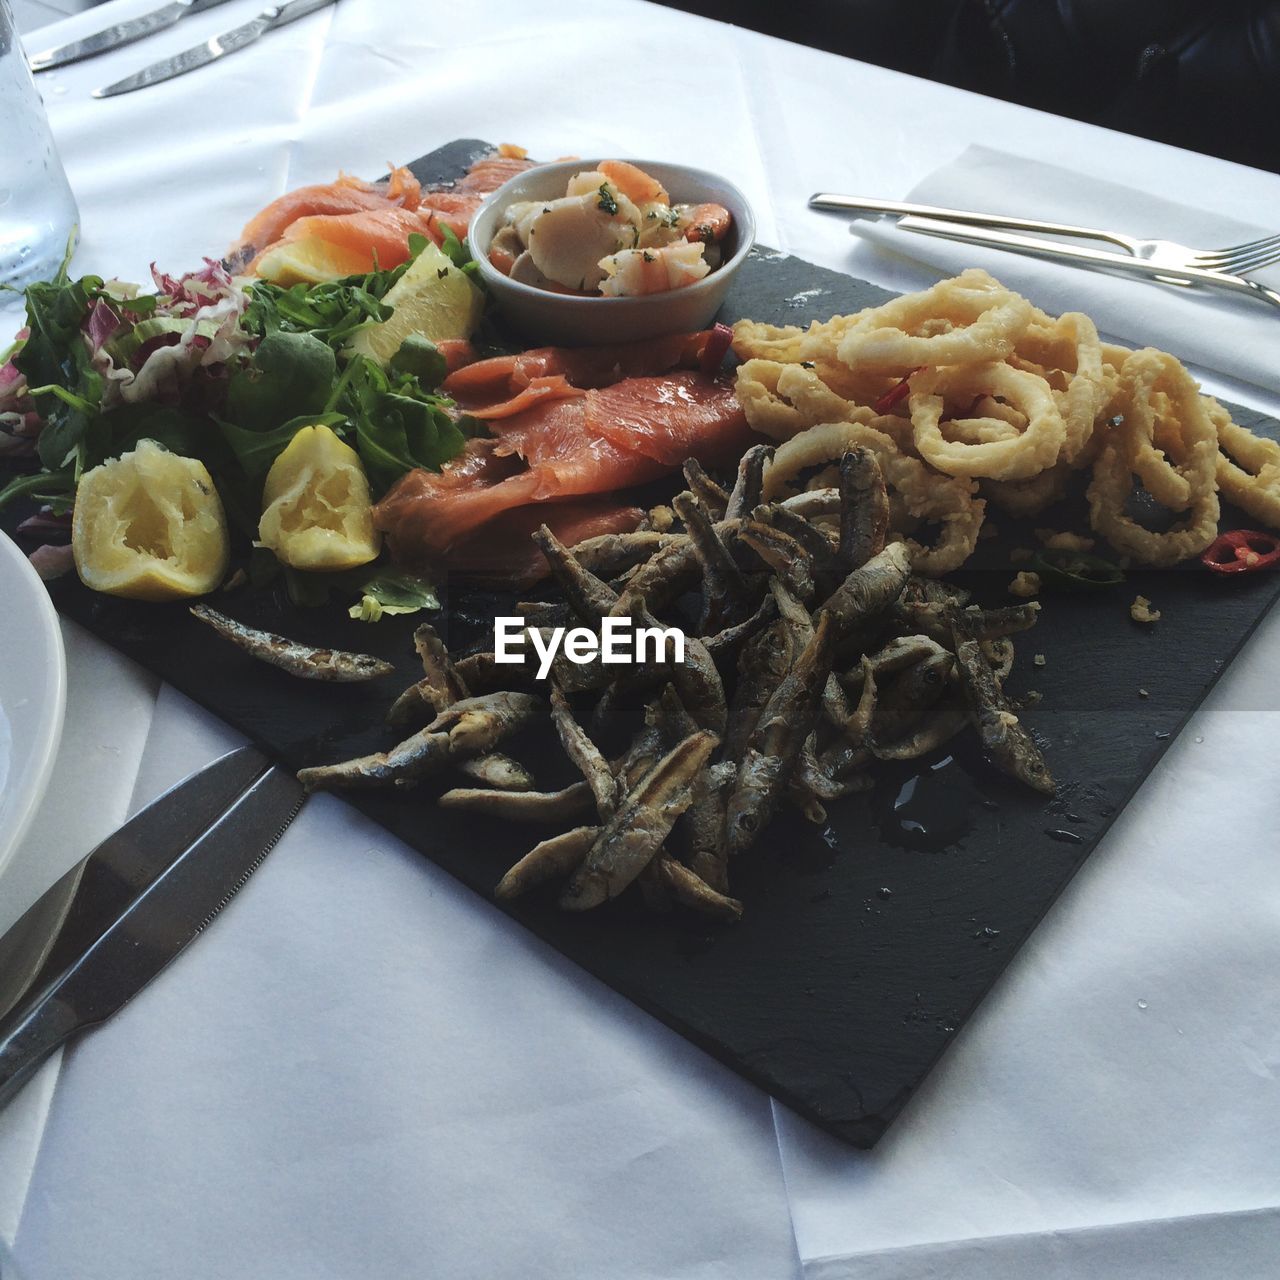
[0,236,474,550]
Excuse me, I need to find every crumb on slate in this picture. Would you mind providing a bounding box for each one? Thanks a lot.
[1130,594,1161,624]
[1035,529,1096,552]
[1009,570,1041,598]
[645,504,675,532]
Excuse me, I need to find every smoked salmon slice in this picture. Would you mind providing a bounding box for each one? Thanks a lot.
[443,331,714,406]
[373,372,751,571]
[247,206,449,275]
[228,168,422,266]
[230,152,539,277]
[464,375,586,420]
[453,155,538,192]
[445,500,646,587]
[577,373,749,467]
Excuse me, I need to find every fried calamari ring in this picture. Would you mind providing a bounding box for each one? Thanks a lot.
[1012,312,1106,463]
[834,269,1033,372]
[939,416,1022,446]
[806,358,898,407]
[1114,349,1218,511]
[735,359,815,440]
[907,362,1066,480]
[732,312,863,364]
[736,274,1243,571]
[734,360,877,441]
[731,319,810,364]
[1087,441,1220,566]
[1098,342,1133,419]
[761,420,985,576]
[969,396,1028,431]
[981,460,1075,518]
[1208,397,1280,528]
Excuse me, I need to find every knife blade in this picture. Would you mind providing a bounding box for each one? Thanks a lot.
[27,0,238,74]
[0,744,269,1024]
[0,750,304,1110]
[92,0,338,98]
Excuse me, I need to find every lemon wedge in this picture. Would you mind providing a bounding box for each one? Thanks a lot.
[254,237,375,286]
[258,424,380,571]
[346,239,483,365]
[72,440,229,601]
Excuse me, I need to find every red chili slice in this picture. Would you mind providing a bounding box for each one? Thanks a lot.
[1200,529,1280,575]
[698,323,734,375]
[873,367,923,415]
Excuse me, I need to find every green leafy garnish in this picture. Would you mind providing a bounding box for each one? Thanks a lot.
[225,331,337,431]
[348,569,440,621]
[2,234,477,614]
[343,361,466,494]
[437,224,480,280]
[389,334,447,386]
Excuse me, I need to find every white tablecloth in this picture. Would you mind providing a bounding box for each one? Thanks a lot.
[3,3,1280,1276]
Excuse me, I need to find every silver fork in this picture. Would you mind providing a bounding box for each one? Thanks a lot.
[809,194,1280,310]
[808,194,1280,274]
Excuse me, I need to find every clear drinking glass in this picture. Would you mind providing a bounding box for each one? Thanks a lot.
[0,0,79,299]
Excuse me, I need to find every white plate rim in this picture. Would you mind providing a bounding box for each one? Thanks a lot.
[0,531,67,883]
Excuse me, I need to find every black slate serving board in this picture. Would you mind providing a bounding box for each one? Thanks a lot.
[7,139,1280,1148]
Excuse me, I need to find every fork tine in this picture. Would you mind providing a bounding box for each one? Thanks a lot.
[1212,231,1280,257]
[1194,232,1280,269]
[1206,243,1280,276]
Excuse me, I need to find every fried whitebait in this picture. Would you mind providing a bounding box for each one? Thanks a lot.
[190,605,394,681]
[950,610,1054,794]
[303,444,1055,925]
[561,731,719,911]
[496,827,599,900]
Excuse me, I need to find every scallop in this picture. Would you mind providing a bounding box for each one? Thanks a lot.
[508,250,582,293]
[635,200,681,249]
[564,169,612,197]
[503,200,547,244]
[524,194,635,291]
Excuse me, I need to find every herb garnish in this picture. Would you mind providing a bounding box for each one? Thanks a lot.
[1,238,475,536]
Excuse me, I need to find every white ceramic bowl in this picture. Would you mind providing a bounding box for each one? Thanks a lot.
[468,159,756,347]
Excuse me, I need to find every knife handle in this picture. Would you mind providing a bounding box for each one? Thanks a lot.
[0,997,80,1112]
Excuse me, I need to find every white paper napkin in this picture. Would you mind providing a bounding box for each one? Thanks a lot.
[0,619,159,1255]
[773,582,1280,1275]
[4,686,802,1280]
[847,145,1280,395]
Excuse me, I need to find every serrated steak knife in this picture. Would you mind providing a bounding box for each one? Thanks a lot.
[0,745,303,1109]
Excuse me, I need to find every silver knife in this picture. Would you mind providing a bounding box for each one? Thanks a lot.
[93,0,338,98]
[0,746,304,1110]
[28,0,239,74]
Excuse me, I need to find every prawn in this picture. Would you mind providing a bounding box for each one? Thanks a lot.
[598,160,670,206]
[675,202,733,244]
[598,241,710,297]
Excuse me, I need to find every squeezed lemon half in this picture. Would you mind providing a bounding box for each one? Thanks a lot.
[72,440,230,601]
[346,240,483,365]
[258,424,380,571]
